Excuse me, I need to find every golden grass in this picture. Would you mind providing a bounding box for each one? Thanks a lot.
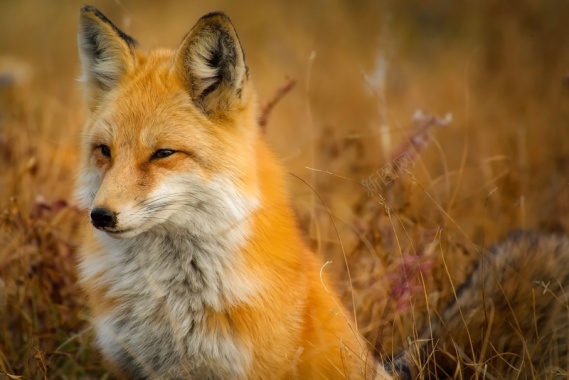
[1,0,569,378]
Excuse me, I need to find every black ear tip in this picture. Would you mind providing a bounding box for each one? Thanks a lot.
[201,11,230,19]
[78,5,138,48]
[198,11,234,26]
[79,5,107,23]
[80,5,100,15]
[80,5,110,24]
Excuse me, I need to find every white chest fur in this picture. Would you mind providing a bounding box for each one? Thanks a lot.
[83,231,256,379]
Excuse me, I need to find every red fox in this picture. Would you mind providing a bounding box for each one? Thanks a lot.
[76,6,391,379]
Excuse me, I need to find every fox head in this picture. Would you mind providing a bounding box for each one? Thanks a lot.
[76,6,260,239]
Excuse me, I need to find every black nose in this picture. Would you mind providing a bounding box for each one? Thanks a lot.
[90,207,117,229]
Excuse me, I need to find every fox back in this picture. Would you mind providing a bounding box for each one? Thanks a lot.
[76,6,390,379]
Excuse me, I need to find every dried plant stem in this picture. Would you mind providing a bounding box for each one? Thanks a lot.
[258,77,296,132]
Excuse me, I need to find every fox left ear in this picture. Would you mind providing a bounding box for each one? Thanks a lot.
[78,6,137,109]
[174,12,248,117]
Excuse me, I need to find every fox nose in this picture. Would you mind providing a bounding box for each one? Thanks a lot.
[90,207,117,229]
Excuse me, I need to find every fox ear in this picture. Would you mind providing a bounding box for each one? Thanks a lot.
[78,6,136,109]
[174,12,247,117]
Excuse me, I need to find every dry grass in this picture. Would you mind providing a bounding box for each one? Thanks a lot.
[1,0,569,378]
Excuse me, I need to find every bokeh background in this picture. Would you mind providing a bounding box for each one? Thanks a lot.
[1,0,569,377]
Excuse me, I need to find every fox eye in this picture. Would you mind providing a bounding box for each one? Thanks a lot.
[151,149,176,160]
[98,144,111,158]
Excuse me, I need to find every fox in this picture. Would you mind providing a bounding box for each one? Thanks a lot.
[75,6,392,379]
[388,231,569,379]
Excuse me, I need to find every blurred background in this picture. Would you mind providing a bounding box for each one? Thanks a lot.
[1,0,569,377]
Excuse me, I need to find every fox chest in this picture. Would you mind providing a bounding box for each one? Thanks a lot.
[82,238,253,379]
[95,308,249,379]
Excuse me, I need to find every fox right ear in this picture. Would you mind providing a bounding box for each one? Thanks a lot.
[78,6,136,109]
[174,12,248,118]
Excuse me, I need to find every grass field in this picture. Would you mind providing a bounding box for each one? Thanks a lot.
[1,0,569,378]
